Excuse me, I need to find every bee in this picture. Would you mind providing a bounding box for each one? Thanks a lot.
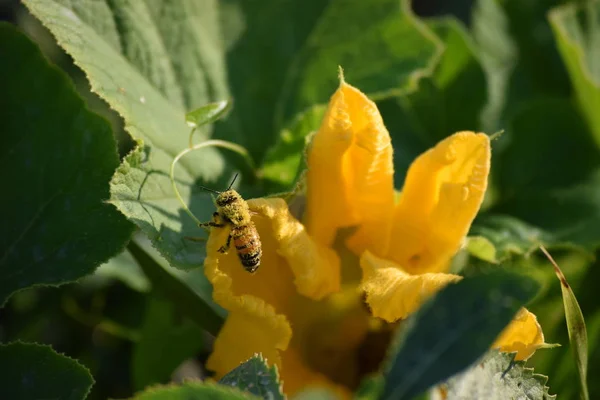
[196,174,262,273]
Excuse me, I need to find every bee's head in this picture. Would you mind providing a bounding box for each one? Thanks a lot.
[216,190,242,208]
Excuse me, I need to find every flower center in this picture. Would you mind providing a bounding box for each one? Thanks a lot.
[293,287,397,390]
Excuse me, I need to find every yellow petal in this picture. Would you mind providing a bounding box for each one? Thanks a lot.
[249,198,341,300]
[359,251,461,322]
[493,308,546,361]
[305,79,395,256]
[386,131,490,274]
[206,296,292,379]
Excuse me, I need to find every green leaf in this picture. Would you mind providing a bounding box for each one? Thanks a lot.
[550,1,600,146]
[472,0,571,132]
[132,297,205,390]
[131,382,259,400]
[355,375,384,400]
[407,17,487,143]
[470,215,553,262]
[276,0,440,128]
[441,350,555,400]
[541,247,589,400]
[88,249,150,292]
[128,237,225,337]
[485,99,600,255]
[382,270,540,400]
[219,354,284,400]
[471,0,517,132]
[0,23,133,304]
[466,236,498,264]
[261,105,325,192]
[0,341,94,400]
[186,101,232,129]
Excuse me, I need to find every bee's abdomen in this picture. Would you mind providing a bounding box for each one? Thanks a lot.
[232,224,262,273]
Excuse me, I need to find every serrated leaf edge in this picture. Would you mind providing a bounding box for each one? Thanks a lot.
[0,340,95,398]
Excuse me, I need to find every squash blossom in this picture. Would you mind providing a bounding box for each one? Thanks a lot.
[204,77,545,397]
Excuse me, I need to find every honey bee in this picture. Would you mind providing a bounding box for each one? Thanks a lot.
[196,174,262,273]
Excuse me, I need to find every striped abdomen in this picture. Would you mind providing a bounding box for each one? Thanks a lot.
[232,223,262,273]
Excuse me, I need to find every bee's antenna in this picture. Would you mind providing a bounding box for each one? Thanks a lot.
[227,173,239,190]
[196,185,221,195]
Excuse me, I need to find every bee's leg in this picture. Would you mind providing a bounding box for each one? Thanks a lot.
[218,233,233,254]
[200,222,224,228]
[199,212,225,229]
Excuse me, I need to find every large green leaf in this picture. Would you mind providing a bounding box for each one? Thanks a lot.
[132,297,205,390]
[131,382,259,400]
[550,1,600,147]
[0,23,133,304]
[219,354,284,400]
[382,270,540,400]
[0,341,94,400]
[441,350,555,400]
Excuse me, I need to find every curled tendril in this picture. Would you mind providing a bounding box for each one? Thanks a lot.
[170,138,257,225]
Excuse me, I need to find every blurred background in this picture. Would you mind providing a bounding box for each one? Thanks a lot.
[1,0,597,399]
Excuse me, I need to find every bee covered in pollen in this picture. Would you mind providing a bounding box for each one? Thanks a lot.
[197,174,262,273]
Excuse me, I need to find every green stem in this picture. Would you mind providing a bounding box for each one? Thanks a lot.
[188,127,197,149]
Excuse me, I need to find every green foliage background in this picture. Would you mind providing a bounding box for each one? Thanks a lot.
[2,0,600,399]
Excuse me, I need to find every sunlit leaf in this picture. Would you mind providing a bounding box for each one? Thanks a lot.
[466,236,498,264]
[186,100,232,129]
[219,354,284,400]
[440,350,555,400]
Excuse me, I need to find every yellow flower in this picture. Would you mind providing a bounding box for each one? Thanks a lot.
[204,78,545,397]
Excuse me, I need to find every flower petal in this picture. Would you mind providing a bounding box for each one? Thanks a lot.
[493,308,546,361]
[359,251,461,322]
[305,79,395,256]
[206,296,292,379]
[250,198,341,300]
[386,131,490,274]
